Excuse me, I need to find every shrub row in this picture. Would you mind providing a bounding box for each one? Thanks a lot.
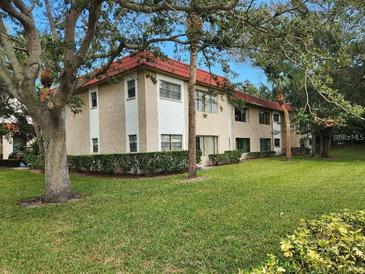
[209,150,242,166]
[291,147,311,155]
[68,150,202,176]
[245,210,365,274]
[245,151,276,159]
[0,159,21,167]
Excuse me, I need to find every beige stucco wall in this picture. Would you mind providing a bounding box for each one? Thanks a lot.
[233,107,273,152]
[65,67,305,158]
[98,80,125,154]
[1,135,13,159]
[65,91,90,155]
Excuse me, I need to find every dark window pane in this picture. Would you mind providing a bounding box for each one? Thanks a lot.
[260,138,271,152]
[236,138,250,152]
[129,135,137,152]
[274,138,280,147]
[127,79,136,99]
[91,91,97,108]
[92,138,98,153]
[273,113,280,122]
[235,108,247,122]
[259,111,270,124]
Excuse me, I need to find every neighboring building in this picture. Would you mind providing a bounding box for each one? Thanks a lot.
[1,123,19,159]
[65,52,302,164]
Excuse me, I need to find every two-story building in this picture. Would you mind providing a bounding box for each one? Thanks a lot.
[65,52,302,164]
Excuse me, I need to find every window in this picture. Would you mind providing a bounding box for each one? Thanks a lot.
[196,136,218,156]
[159,80,181,100]
[260,138,271,152]
[235,108,248,122]
[161,134,182,151]
[127,79,136,99]
[259,111,270,124]
[196,90,218,113]
[236,138,250,152]
[90,91,97,108]
[129,135,137,152]
[274,138,280,147]
[92,138,99,153]
[273,113,280,123]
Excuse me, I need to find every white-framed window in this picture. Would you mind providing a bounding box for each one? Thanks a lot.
[159,80,181,101]
[235,108,248,122]
[274,138,280,147]
[273,113,280,123]
[129,135,137,152]
[92,138,99,153]
[161,134,183,151]
[196,90,218,113]
[90,90,98,109]
[196,136,218,156]
[127,79,136,99]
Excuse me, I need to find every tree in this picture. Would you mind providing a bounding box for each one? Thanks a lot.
[228,0,365,158]
[0,0,239,202]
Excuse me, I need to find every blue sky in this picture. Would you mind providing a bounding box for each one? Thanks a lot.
[159,42,270,87]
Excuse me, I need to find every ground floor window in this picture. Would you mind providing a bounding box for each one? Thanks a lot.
[92,138,99,153]
[236,138,250,152]
[129,135,137,152]
[274,138,280,147]
[260,138,271,152]
[161,134,182,151]
[196,136,218,156]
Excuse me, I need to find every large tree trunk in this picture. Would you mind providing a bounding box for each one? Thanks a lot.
[42,110,73,202]
[282,105,292,160]
[187,42,198,179]
[319,128,333,158]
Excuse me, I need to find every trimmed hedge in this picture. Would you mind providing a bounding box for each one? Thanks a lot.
[245,210,365,274]
[209,150,242,166]
[68,150,202,176]
[0,159,21,167]
[245,151,276,159]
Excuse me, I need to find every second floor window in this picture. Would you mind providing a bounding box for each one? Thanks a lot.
[235,108,248,122]
[161,134,182,151]
[259,111,270,124]
[127,79,136,99]
[273,113,280,123]
[160,80,181,100]
[196,90,218,113]
[90,91,97,108]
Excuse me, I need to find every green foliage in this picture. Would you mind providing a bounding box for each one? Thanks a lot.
[246,151,276,159]
[68,150,202,176]
[208,150,242,166]
[246,210,365,274]
[291,147,311,155]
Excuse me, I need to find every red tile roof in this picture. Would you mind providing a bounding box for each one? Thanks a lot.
[81,51,290,112]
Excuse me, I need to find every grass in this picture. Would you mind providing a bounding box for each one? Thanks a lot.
[0,145,364,273]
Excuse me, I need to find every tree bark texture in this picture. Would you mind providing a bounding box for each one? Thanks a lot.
[282,105,292,160]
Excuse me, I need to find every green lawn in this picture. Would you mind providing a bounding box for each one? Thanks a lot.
[0,146,364,273]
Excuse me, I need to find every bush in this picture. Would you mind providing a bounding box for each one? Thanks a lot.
[246,151,276,159]
[291,147,311,155]
[209,150,242,166]
[68,150,202,176]
[245,210,365,274]
[24,149,43,169]
[0,159,21,167]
